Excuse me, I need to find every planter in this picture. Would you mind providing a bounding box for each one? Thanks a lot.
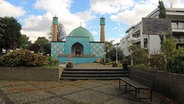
[112,62,118,67]
[66,62,73,68]
[0,67,63,81]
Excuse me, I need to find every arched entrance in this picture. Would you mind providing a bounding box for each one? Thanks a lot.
[72,43,83,56]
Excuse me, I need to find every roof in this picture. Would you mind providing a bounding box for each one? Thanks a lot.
[68,26,94,41]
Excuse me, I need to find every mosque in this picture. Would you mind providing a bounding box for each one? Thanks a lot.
[51,17,105,64]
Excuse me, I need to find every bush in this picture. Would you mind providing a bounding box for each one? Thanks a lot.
[149,54,165,70]
[167,54,184,74]
[0,50,49,67]
[47,56,59,67]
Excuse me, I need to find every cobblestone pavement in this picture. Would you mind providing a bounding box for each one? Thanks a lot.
[0,80,176,104]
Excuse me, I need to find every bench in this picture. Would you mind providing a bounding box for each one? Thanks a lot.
[119,70,155,101]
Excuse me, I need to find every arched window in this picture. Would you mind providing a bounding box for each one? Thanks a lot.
[72,43,83,56]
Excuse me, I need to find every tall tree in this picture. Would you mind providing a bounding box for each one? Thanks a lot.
[158,0,166,18]
[48,23,66,41]
[34,37,51,55]
[0,17,22,54]
[57,23,66,41]
[20,34,31,49]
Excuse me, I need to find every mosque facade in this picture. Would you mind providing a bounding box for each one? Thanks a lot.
[51,17,105,64]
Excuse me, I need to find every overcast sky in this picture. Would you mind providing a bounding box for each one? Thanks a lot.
[0,0,184,43]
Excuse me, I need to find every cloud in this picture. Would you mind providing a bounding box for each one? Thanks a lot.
[110,0,184,25]
[91,30,98,36]
[90,0,134,14]
[21,0,94,42]
[0,0,25,17]
[110,1,156,25]
[107,37,120,44]
[21,30,48,42]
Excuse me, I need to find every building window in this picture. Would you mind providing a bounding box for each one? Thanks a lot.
[172,21,184,29]
[172,22,177,29]
[178,22,184,29]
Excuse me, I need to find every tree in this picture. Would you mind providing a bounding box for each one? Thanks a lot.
[34,37,51,55]
[158,0,166,18]
[57,23,66,41]
[108,47,123,62]
[0,17,22,54]
[29,43,40,53]
[158,1,168,43]
[19,34,31,49]
[106,41,124,62]
[161,37,176,57]
[161,37,176,71]
[48,23,66,41]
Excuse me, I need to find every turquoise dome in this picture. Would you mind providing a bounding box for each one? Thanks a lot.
[69,26,94,41]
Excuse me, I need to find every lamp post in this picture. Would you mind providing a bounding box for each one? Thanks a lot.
[127,38,136,66]
[115,43,119,64]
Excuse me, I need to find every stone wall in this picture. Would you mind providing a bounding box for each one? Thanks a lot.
[0,67,63,81]
[130,68,184,104]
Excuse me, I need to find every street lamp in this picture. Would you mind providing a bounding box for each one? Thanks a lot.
[115,43,119,64]
[127,37,136,66]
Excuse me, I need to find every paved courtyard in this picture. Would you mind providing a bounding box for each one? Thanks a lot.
[0,80,176,104]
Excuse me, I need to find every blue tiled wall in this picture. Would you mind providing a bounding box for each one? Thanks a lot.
[51,37,104,64]
[51,42,65,59]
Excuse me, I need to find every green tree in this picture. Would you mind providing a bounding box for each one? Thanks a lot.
[106,42,124,62]
[29,43,40,53]
[108,47,123,62]
[158,0,167,44]
[158,0,166,18]
[0,17,22,54]
[176,47,184,55]
[34,37,51,55]
[20,34,31,49]
[161,37,176,57]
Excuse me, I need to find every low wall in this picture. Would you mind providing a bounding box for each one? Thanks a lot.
[0,67,63,81]
[130,68,184,104]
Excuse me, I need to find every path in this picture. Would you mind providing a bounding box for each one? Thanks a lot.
[0,80,176,104]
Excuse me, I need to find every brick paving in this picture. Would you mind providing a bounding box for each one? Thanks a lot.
[0,80,176,104]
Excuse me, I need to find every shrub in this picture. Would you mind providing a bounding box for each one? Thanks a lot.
[133,49,148,65]
[167,54,184,74]
[149,54,165,70]
[0,50,48,67]
[112,61,117,67]
[47,56,59,66]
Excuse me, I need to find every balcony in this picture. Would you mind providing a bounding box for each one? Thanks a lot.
[174,39,184,44]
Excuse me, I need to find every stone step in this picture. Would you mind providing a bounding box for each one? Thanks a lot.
[62,71,128,74]
[60,68,130,80]
[64,68,124,71]
[60,76,128,80]
[62,74,129,77]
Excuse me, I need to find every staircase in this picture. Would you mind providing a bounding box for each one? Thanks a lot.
[60,68,130,80]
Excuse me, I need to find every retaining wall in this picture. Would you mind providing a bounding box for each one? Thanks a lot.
[130,68,184,104]
[0,67,63,81]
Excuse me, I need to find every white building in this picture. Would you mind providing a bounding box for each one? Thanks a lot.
[120,8,184,56]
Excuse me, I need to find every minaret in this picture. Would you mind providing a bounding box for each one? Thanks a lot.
[100,17,106,63]
[52,16,58,41]
[100,17,105,42]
